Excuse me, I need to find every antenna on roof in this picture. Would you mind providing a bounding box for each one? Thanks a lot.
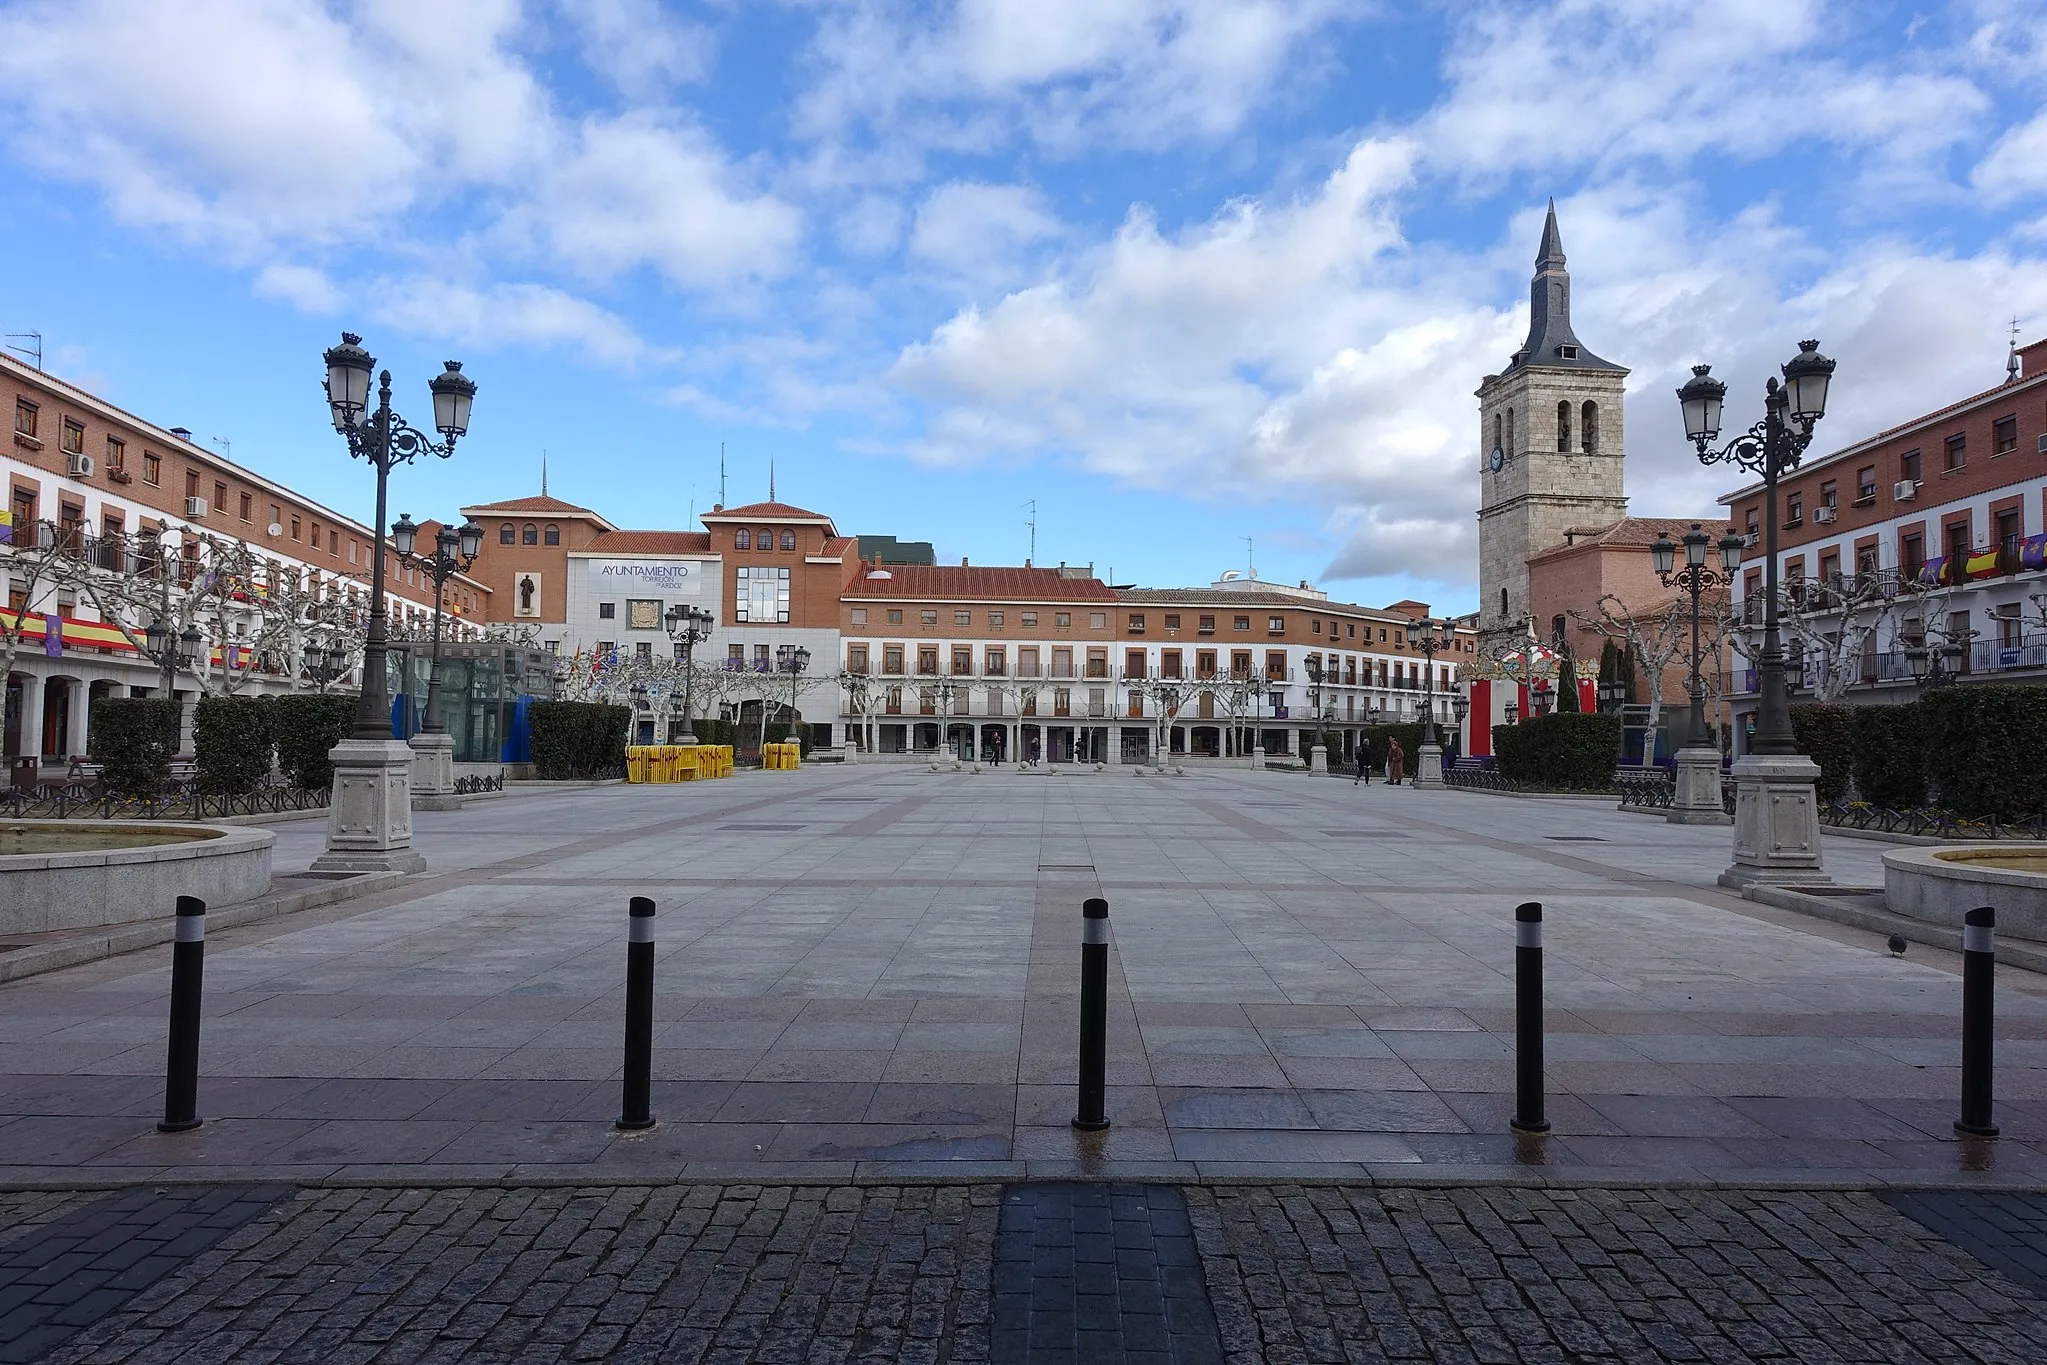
[1243,536,1255,580]
[720,443,727,507]
[2,332,40,370]
[2010,317,2024,385]
[211,437,231,463]
[769,458,775,502]
[541,451,548,496]
[1024,499,1036,563]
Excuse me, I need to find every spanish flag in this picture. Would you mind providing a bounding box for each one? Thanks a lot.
[1965,547,2002,580]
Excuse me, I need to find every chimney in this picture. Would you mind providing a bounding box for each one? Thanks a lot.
[169,427,193,441]
[962,556,969,566]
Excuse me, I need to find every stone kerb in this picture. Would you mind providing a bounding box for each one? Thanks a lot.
[1884,843,2047,942]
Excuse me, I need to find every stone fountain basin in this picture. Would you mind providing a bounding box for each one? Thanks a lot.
[1,821,274,934]
[1883,843,2047,943]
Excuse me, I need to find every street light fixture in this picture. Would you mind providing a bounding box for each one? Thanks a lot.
[393,515,484,737]
[1651,523,1743,825]
[664,603,715,743]
[1676,340,1836,878]
[1403,615,1456,787]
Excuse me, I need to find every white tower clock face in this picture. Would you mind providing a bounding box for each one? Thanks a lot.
[1489,445,1504,472]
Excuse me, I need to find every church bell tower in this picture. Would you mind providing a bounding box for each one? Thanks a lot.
[1475,202,1629,658]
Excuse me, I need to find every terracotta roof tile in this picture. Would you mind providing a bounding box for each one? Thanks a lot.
[461,494,605,517]
[1116,586,1417,620]
[703,500,833,521]
[1527,516,1729,561]
[844,564,1116,601]
[582,530,712,554]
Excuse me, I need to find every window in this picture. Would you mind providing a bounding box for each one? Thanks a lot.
[105,436,124,471]
[851,607,868,625]
[1945,433,1966,471]
[238,492,252,521]
[500,523,514,544]
[848,645,869,673]
[635,641,653,661]
[758,527,774,549]
[1267,616,1285,633]
[780,530,796,551]
[1164,614,1180,630]
[290,515,301,541]
[1196,650,1216,678]
[184,470,199,499]
[13,398,35,438]
[544,524,559,545]
[1233,615,1250,631]
[1089,612,1106,629]
[1785,494,1802,527]
[1856,466,1877,503]
[883,645,904,673]
[1820,480,1836,509]
[1055,612,1071,628]
[1998,508,2021,558]
[1379,628,1388,642]
[985,647,1006,675]
[1346,623,1355,638]
[728,643,744,666]
[1902,532,1925,576]
[735,529,751,549]
[886,608,903,624]
[1128,614,1145,632]
[216,483,229,515]
[60,419,84,455]
[955,610,972,626]
[598,602,616,619]
[1312,621,1322,634]
[952,646,974,675]
[1745,508,1760,538]
[1019,647,1040,676]
[1995,415,2018,455]
[918,646,939,675]
[522,524,537,545]
[1900,449,1921,482]
[1581,401,1598,454]
[1556,400,1571,451]
[1198,614,1215,633]
[1855,543,1878,575]
[143,452,161,485]
[1946,520,1969,566]
[1021,611,1037,626]
[1818,551,1839,584]
[734,565,792,623]
[1053,647,1073,677]
[1265,650,1287,680]
[1161,649,1181,679]
[921,609,938,625]
[989,610,1004,627]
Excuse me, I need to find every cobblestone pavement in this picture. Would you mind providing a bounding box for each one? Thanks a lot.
[1190,1184,2047,1364]
[5,1182,2045,1364]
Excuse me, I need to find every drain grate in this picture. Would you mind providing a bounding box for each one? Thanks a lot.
[1038,863,1096,873]
[1320,830,1410,839]
[1546,835,1606,842]
[719,823,807,832]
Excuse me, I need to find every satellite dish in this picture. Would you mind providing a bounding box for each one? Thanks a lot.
[1219,570,1241,581]
[267,522,283,536]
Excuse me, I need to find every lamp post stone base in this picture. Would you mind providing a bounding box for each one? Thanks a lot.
[1668,745,1732,825]
[408,731,463,811]
[1412,742,1445,789]
[1309,745,1327,774]
[1250,746,1266,770]
[1717,753,1830,888]
[311,738,427,876]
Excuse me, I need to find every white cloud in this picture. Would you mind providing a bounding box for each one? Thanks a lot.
[515,113,803,290]
[562,0,713,96]
[254,263,344,314]
[797,0,1362,155]
[373,279,648,364]
[909,182,1063,281]
[1974,109,2047,205]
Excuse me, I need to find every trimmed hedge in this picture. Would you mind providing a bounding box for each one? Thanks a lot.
[1787,703,1855,804]
[530,701,630,778]
[1356,723,1426,775]
[272,693,358,790]
[1921,685,2047,820]
[89,697,181,799]
[193,695,273,794]
[1851,704,1927,810]
[1492,712,1621,789]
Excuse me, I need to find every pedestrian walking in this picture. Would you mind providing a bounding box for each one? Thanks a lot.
[1387,737,1405,785]
[1355,739,1371,786]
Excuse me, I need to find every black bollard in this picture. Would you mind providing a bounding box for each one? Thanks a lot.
[1956,905,1999,1138]
[1509,900,1549,1134]
[1072,896,1111,1132]
[617,896,657,1132]
[158,896,206,1134]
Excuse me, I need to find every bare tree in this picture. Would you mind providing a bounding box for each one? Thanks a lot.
[0,522,89,683]
[1569,593,1689,742]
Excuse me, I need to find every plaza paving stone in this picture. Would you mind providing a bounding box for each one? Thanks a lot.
[3,767,2047,1183]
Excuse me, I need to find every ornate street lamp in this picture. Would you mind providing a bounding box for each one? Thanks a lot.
[313,333,474,872]
[392,514,483,737]
[664,603,715,743]
[1450,690,1470,763]
[1650,522,1744,824]
[1403,615,1456,787]
[1677,340,1835,882]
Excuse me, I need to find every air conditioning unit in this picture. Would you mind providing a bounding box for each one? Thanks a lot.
[1893,480,1917,501]
[1741,532,1759,548]
[1812,505,1837,524]
[185,496,208,518]
[66,452,94,478]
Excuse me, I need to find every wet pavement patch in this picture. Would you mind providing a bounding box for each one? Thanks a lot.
[0,1183,289,1364]
[1879,1189,2047,1295]
[993,1182,1223,1364]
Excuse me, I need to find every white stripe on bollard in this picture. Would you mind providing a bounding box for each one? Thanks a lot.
[1083,918,1110,946]
[629,917,655,944]
[1515,920,1540,950]
[1964,923,1994,954]
[174,915,205,943]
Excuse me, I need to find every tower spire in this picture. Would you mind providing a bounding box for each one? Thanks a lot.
[1512,199,1621,373]
[1536,198,1564,269]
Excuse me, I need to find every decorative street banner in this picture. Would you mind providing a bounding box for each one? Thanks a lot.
[589,560,700,594]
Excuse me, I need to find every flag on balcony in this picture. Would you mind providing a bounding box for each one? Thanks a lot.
[1965,547,2002,580]
[1915,556,1945,586]
[0,509,11,545]
[44,614,62,657]
[2023,534,2047,572]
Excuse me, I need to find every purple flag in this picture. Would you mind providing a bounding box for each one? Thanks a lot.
[44,614,62,657]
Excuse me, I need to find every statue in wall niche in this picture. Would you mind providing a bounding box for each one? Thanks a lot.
[518,575,536,613]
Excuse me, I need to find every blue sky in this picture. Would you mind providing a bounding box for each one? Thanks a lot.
[3,1,2046,613]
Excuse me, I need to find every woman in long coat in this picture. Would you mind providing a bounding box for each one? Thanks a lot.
[1386,737,1405,785]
